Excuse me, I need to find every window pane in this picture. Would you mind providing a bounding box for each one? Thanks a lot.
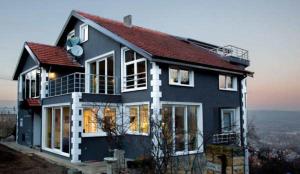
[136,53,143,60]
[31,70,36,97]
[170,69,179,83]
[175,106,185,151]
[54,109,61,149]
[226,76,233,89]
[219,75,226,89]
[223,111,232,132]
[188,106,198,151]
[139,105,149,133]
[62,107,70,153]
[107,56,114,93]
[129,107,138,132]
[90,62,97,93]
[137,61,146,87]
[180,70,189,85]
[25,73,30,98]
[162,105,173,145]
[46,108,52,148]
[103,107,116,130]
[35,69,40,97]
[83,108,98,133]
[126,64,135,89]
[125,50,135,62]
[98,60,105,93]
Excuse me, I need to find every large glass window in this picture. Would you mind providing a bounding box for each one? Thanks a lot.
[23,69,40,99]
[169,67,194,86]
[83,108,98,133]
[162,104,201,153]
[127,104,149,134]
[102,107,116,130]
[44,106,70,155]
[88,55,114,94]
[123,49,147,90]
[219,75,237,91]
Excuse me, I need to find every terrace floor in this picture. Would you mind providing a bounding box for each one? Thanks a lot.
[0,141,107,174]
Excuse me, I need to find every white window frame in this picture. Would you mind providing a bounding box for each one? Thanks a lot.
[85,51,115,94]
[41,103,71,157]
[161,101,203,155]
[121,47,147,92]
[219,74,237,91]
[81,103,120,137]
[23,68,40,99]
[169,67,194,87]
[220,108,240,133]
[79,24,88,43]
[123,102,150,136]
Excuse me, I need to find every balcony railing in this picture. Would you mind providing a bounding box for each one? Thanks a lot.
[210,45,249,60]
[212,132,240,145]
[47,73,117,97]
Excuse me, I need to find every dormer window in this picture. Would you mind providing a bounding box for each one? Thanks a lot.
[80,24,88,43]
[169,67,194,87]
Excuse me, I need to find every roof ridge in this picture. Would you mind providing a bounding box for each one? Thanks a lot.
[75,10,170,37]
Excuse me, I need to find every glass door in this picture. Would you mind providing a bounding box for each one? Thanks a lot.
[54,108,61,150]
[89,55,114,94]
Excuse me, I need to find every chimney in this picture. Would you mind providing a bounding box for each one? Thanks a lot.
[123,15,132,27]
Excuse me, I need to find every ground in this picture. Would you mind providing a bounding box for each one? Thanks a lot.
[0,144,68,174]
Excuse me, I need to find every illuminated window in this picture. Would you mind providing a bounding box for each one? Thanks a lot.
[127,104,149,134]
[169,67,194,87]
[83,108,98,133]
[219,75,237,91]
[102,107,116,130]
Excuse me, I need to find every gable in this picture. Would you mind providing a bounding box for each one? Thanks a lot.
[13,46,39,80]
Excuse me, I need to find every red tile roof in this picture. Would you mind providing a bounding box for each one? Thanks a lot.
[76,11,247,73]
[26,98,41,107]
[26,42,81,68]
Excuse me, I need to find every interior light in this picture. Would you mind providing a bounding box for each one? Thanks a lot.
[48,72,56,80]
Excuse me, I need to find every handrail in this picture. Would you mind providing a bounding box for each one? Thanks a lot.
[210,45,249,60]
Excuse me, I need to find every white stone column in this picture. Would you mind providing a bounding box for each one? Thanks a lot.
[71,92,83,163]
[241,78,249,174]
[40,68,48,98]
[150,62,162,154]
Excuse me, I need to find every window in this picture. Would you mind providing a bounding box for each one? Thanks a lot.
[83,106,117,135]
[44,106,70,155]
[169,67,194,87]
[162,104,202,154]
[219,75,237,90]
[221,109,236,132]
[23,69,40,99]
[122,49,147,91]
[80,24,88,42]
[126,104,149,134]
[88,54,115,94]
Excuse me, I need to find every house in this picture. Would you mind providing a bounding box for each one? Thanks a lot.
[13,10,252,172]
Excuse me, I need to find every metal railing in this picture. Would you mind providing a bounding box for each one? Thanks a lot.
[47,73,117,97]
[210,45,249,60]
[212,132,240,145]
[123,72,147,90]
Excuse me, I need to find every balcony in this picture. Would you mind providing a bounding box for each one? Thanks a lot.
[47,73,117,97]
[212,132,240,145]
[210,45,249,67]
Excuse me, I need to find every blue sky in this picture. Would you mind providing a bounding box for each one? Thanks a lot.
[0,0,299,110]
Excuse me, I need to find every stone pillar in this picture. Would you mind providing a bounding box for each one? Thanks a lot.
[241,78,249,174]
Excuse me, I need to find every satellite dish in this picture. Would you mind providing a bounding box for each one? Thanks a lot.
[70,45,83,57]
[67,36,80,47]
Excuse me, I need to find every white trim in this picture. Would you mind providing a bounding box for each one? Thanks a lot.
[79,23,88,43]
[43,147,70,157]
[121,47,148,92]
[241,78,249,174]
[220,108,236,133]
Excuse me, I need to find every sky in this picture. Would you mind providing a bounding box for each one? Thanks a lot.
[0,0,299,111]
